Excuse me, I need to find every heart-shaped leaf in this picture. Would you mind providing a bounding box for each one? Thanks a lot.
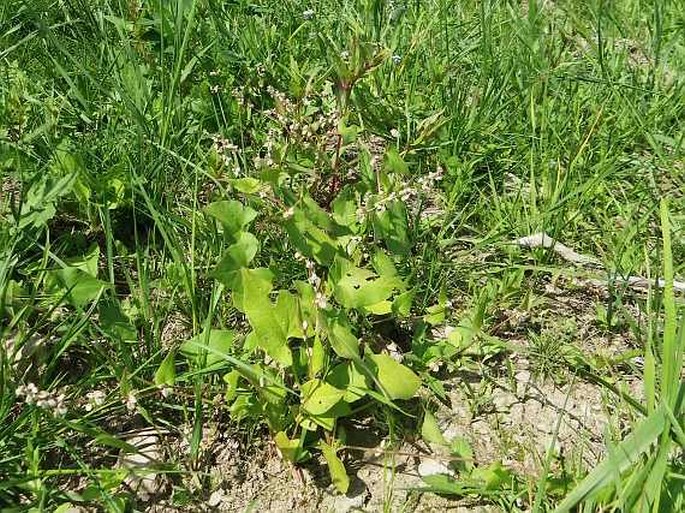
[301,379,345,415]
[274,431,305,463]
[214,232,259,275]
[327,362,369,402]
[180,329,235,369]
[205,200,257,236]
[366,352,420,400]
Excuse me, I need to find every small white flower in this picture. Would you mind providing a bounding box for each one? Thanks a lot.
[428,360,442,373]
[340,50,350,61]
[16,383,38,403]
[85,390,106,412]
[302,9,315,19]
[208,490,227,508]
[283,206,295,219]
[390,128,400,138]
[387,342,403,362]
[125,392,137,412]
[308,273,321,288]
[302,320,309,333]
[19,385,68,416]
[314,292,328,310]
[392,54,401,65]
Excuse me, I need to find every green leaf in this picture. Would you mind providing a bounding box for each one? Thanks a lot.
[555,405,668,513]
[392,289,415,317]
[223,370,240,402]
[338,119,359,145]
[99,300,137,342]
[180,329,235,369]
[222,267,274,312]
[154,351,176,387]
[327,362,369,402]
[300,400,352,431]
[235,364,288,405]
[54,504,77,513]
[320,442,350,494]
[372,201,410,256]
[365,300,392,315]
[659,200,681,407]
[19,172,77,230]
[371,251,399,279]
[301,379,345,415]
[205,200,257,236]
[470,462,515,490]
[274,431,304,463]
[309,334,326,378]
[214,232,259,275]
[384,147,408,175]
[44,245,105,306]
[65,244,100,277]
[284,206,341,266]
[366,352,420,400]
[46,268,109,307]
[230,177,262,194]
[421,410,447,446]
[333,263,398,309]
[324,311,359,359]
[424,303,445,325]
[419,474,467,495]
[331,193,358,227]
[295,281,317,328]
[447,318,478,349]
[450,437,474,472]
[244,291,302,367]
[415,109,447,145]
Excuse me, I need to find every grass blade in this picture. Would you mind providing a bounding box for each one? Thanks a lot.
[555,405,667,513]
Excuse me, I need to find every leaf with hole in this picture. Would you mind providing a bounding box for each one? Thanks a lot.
[244,291,302,367]
[333,264,399,309]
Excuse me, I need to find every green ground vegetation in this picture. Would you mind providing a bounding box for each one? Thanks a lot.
[1,0,684,511]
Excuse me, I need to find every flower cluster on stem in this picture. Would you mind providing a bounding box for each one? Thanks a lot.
[16,383,67,416]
